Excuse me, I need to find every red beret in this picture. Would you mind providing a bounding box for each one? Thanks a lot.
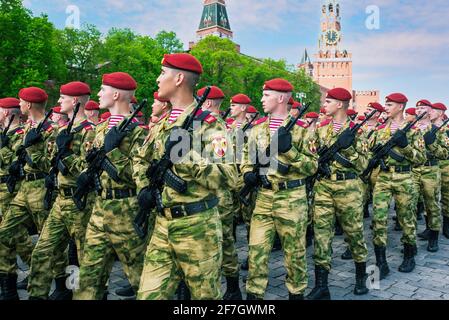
[432,102,447,111]
[52,106,66,115]
[85,100,100,111]
[162,53,203,75]
[288,97,295,105]
[246,105,258,113]
[100,112,111,120]
[60,81,91,96]
[405,108,416,116]
[197,86,225,100]
[368,102,385,113]
[263,78,294,92]
[102,72,137,90]
[305,112,319,119]
[386,93,408,104]
[0,98,20,109]
[327,88,352,102]
[416,99,433,107]
[292,101,302,110]
[231,94,252,104]
[131,96,138,104]
[154,92,170,103]
[320,107,326,113]
[346,109,357,116]
[19,87,48,103]
[358,115,366,121]
[137,111,144,117]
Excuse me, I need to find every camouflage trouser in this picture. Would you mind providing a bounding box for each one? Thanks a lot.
[412,166,441,231]
[218,191,239,277]
[73,196,147,300]
[138,207,223,300]
[440,161,449,219]
[241,191,257,226]
[246,186,308,297]
[313,178,368,271]
[0,179,65,276]
[372,171,417,247]
[28,193,94,298]
[0,183,33,268]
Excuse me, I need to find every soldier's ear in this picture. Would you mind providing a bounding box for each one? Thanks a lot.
[175,72,184,87]
[112,91,120,101]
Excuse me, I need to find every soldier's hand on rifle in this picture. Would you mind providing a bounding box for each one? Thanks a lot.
[392,129,408,148]
[274,127,292,153]
[138,187,154,210]
[104,126,128,153]
[44,175,55,189]
[244,172,259,188]
[423,131,437,146]
[336,128,356,149]
[0,135,9,148]
[24,128,42,147]
[56,129,74,153]
[8,160,20,175]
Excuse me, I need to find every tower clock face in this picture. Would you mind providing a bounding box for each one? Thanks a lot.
[325,30,340,45]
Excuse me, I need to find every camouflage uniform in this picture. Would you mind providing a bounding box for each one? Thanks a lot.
[439,127,449,222]
[137,102,231,300]
[412,125,447,231]
[28,119,96,298]
[73,118,148,300]
[0,126,33,268]
[241,116,317,298]
[370,123,425,247]
[0,120,66,277]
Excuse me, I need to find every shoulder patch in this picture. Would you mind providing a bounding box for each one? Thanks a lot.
[318,118,332,128]
[204,114,217,124]
[254,116,268,126]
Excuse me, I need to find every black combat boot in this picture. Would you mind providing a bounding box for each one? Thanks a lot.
[306,224,314,248]
[272,233,282,251]
[416,202,424,221]
[398,244,416,273]
[306,265,331,300]
[443,216,449,239]
[353,262,369,295]
[176,280,191,300]
[334,220,343,236]
[49,276,73,300]
[246,292,262,300]
[241,257,249,271]
[68,239,79,267]
[418,215,431,240]
[289,293,304,300]
[341,247,352,260]
[0,273,19,300]
[374,245,390,280]
[17,275,29,290]
[223,276,242,300]
[427,230,439,252]
[115,285,135,298]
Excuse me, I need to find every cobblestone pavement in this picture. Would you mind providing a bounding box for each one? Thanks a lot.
[13,206,449,300]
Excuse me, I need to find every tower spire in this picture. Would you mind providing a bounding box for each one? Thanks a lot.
[197,0,233,41]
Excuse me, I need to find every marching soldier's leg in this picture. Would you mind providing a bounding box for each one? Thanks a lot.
[421,169,442,252]
[393,173,418,273]
[441,163,449,239]
[246,191,275,300]
[241,191,256,271]
[274,187,308,300]
[372,174,393,279]
[336,179,368,295]
[109,198,147,296]
[307,180,334,300]
[73,199,114,300]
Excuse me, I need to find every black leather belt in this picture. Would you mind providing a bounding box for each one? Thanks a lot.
[161,197,219,219]
[25,173,46,182]
[328,172,358,181]
[381,165,411,173]
[263,179,306,191]
[423,159,439,167]
[103,188,137,200]
[0,176,9,184]
[60,187,76,197]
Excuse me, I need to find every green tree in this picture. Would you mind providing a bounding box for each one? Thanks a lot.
[155,31,184,53]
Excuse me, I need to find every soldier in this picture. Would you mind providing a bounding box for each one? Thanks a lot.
[434,103,449,239]
[27,82,96,300]
[99,111,111,123]
[307,88,369,300]
[405,107,417,123]
[73,72,148,300]
[0,87,62,300]
[290,101,302,119]
[412,100,448,252]
[305,112,319,131]
[246,105,259,123]
[0,98,34,294]
[369,93,425,279]
[136,53,229,300]
[228,94,252,130]
[51,106,69,127]
[84,100,100,125]
[242,78,317,300]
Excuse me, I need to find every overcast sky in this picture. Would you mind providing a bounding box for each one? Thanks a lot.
[23,0,449,107]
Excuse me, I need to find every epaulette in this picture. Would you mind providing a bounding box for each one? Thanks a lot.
[14,128,25,135]
[253,116,268,126]
[318,118,332,128]
[296,119,307,128]
[226,118,235,125]
[73,120,94,133]
[194,110,217,124]
[377,124,387,130]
